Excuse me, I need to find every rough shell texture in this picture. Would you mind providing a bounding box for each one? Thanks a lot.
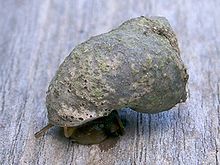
[46,16,188,127]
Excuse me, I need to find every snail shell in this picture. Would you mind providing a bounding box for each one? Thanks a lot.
[46,16,188,127]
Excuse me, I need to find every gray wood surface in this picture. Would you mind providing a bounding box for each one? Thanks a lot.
[0,0,219,165]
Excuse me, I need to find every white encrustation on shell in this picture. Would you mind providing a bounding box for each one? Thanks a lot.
[46,16,188,127]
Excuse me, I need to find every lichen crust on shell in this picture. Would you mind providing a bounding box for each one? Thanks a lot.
[46,16,189,127]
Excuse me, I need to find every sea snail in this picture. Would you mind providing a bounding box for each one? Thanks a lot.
[35,16,188,144]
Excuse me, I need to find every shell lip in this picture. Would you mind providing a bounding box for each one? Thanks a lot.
[48,115,108,127]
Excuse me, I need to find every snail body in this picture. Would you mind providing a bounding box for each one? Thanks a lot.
[67,110,124,144]
[35,16,188,144]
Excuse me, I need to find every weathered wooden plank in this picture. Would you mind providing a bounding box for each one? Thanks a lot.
[0,0,219,164]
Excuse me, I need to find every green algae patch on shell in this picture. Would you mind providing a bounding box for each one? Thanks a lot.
[46,16,189,127]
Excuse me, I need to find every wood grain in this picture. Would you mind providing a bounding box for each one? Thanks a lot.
[0,0,219,164]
